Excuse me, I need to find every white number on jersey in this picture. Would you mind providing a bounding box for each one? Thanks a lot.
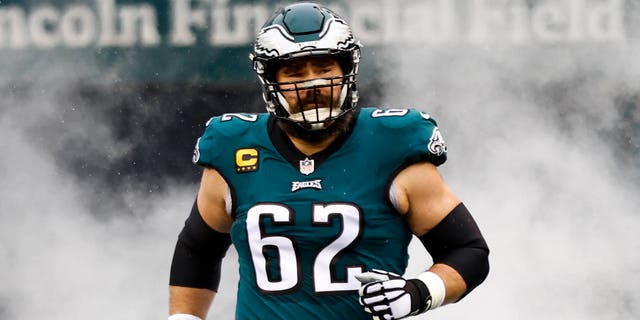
[220,113,259,122]
[371,108,409,117]
[246,204,299,292]
[246,203,363,293]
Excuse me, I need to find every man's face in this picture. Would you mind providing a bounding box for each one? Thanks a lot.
[275,55,344,115]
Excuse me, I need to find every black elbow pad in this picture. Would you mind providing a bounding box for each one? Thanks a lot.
[169,199,232,291]
[418,203,490,296]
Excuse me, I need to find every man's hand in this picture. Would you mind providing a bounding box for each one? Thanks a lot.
[355,269,432,320]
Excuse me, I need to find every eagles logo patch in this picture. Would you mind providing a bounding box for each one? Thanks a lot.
[428,127,447,156]
[192,138,201,164]
[235,148,259,173]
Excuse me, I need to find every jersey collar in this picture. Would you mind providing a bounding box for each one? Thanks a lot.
[267,109,359,171]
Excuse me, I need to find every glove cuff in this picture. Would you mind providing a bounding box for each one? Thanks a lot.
[407,278,432,315]
[417,271,446,310]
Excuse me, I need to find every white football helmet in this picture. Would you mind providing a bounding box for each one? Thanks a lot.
[249,2,361,130]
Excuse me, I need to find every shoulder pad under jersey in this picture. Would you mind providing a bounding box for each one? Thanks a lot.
[191,113,263,167]
[362,107,448,166]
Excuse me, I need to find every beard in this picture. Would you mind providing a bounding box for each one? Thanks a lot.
[276,110,356,144]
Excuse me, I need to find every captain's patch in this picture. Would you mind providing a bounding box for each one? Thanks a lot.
[235,148,259,173]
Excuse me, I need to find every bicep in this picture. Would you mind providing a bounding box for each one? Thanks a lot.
[197,168,233,233]
[393,162,460,236]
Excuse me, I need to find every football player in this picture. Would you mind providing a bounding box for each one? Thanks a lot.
[169,3,489,320]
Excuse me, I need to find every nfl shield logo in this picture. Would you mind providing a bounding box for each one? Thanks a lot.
[299,157,315,175]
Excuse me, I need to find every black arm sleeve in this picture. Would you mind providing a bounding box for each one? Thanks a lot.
[418,203,489,298]
[169,199,232,292]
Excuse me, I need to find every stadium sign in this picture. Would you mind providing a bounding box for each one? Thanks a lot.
[0,0,631,82]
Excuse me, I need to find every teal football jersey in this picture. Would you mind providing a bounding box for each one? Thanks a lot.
[192,107,447,319]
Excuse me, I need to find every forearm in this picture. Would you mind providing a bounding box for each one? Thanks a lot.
[169,286,215,319]
[428,263,466,304]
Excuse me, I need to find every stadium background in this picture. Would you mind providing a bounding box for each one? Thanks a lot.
[1,0,639,319]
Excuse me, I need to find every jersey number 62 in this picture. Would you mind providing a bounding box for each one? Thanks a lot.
[246,203,364,294]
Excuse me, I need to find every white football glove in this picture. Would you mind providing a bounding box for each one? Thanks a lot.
[356,269,433,320]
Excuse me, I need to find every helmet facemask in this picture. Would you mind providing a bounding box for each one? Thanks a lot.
[264,58,358,130]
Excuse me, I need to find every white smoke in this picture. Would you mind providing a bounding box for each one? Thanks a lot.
[391,35,640,320]
[0,84,194,319]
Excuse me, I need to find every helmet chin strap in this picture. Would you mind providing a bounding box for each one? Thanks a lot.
[276,79,349,130]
